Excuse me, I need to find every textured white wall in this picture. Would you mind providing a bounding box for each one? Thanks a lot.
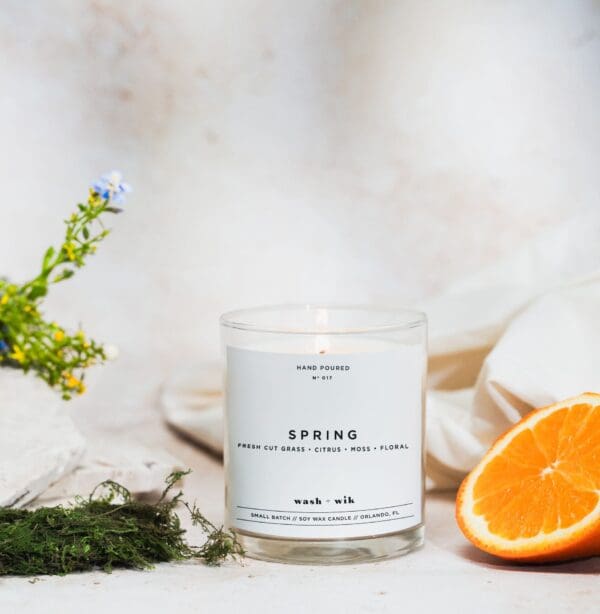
[0,1,599,413]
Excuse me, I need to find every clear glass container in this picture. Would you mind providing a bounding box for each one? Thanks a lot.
[220,304,427,565]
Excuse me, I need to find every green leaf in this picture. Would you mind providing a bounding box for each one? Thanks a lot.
[53,269,74,283]
[82,227,89,239]
[42,247,55,270]
[28,284,48,300]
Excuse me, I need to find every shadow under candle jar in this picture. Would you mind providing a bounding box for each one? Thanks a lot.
[220,304,427,565]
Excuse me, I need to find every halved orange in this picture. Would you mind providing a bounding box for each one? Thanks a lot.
[456,392,600,563]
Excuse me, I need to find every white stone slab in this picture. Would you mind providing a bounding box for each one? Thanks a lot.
[38,438,184,504]
[0,370,85,507]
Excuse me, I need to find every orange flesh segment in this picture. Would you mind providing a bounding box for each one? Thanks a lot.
[472,402,600,540]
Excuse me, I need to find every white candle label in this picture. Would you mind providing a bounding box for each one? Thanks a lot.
[225,345,425,540]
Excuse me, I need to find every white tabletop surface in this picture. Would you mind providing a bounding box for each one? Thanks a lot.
[3,419,599,614]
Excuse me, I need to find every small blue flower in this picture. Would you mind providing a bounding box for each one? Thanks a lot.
[91,171,132,204]
[0,339,9,353]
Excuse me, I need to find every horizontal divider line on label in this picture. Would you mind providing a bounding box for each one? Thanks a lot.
[235,515,415,527]
[236,503,413,514]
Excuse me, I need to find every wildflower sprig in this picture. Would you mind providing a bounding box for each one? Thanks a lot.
[0,172,131,399]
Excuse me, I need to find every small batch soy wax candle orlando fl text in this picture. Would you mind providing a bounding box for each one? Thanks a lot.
[220,305,427,564]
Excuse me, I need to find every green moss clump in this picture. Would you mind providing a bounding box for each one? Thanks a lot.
[0,471,243,576]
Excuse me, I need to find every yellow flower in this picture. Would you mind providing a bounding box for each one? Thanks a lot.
[54,330,65,342]
[10,345,25,363]
[64,374,81,389]
[88,189,102,207]
[0,294,8,305]
[77,382,86,395]
[63,242,76,261]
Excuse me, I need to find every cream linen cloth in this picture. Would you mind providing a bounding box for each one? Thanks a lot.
[425,207,600,489]
[161,208,600,491]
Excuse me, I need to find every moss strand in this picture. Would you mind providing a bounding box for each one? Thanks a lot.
[0,471,244,576]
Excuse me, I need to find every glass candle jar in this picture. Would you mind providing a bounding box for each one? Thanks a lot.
[220,304,427,565]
